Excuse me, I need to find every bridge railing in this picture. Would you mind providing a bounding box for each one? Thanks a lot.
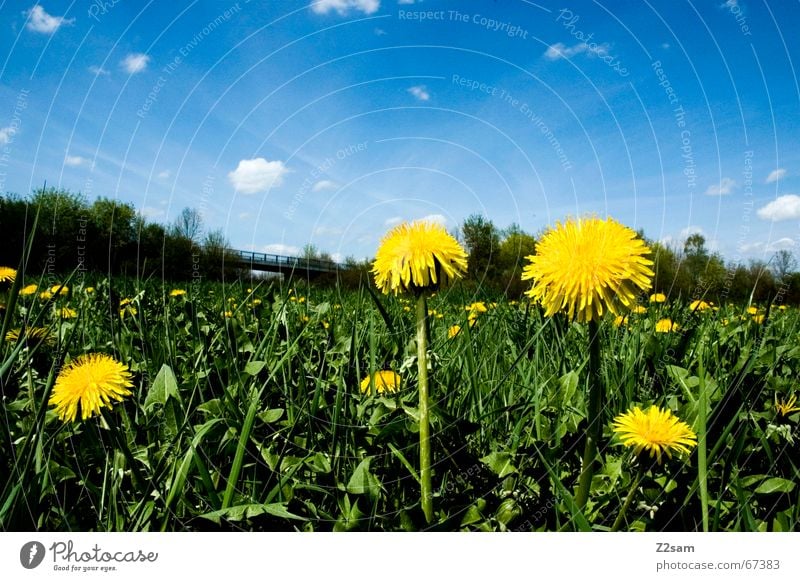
[233,250,340,272]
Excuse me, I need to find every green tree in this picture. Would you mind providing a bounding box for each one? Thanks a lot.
[461,214,500,287]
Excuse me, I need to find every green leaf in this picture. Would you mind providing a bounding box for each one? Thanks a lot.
[558,371,579,406]
[244,360,267,375]
[480,451,517,478]
[144,364,181,412]
[257,408,284,424]
[754,477,795,494]
[199,503,306,524]
[346,458,381,500]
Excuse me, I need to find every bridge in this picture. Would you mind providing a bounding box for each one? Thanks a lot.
[229,249,342,276]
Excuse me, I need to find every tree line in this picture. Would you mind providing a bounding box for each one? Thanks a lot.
[1,189,798,304]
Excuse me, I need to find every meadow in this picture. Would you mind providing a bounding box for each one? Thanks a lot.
[1,264,798,532]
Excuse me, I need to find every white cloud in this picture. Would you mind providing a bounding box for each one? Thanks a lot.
[757,194,800,221]
[704,177,736,196]
[139,206,165,219]
[228,158,290,194]
[661,42,670,49]
[331,252,344,263]
[313,226,343,236]
[64,155,88,167]
[25,5,74,34]
[543,42,610,60]
[407,85,430,101]
[420,213,447,226]
[679,225,704,239]
[238,212,252,220]
[121,53,150,74]
[157,170,171,179]
[384,216,403,227]
[0,126,16,145]
[261,243,300,256]
[765,168,786,183]
[88,65,109,76]
[767,238,796,251]
[311,0,380,15]
[312,179,338,192]
[398,0,416,4]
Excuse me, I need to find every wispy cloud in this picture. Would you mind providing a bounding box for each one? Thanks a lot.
[139,206,165,219]
[260,243,300,256]
[765,168,786,183]
[312,179,338,192]
[311,0,380,16]
[704,177,736,196]
[228,158,290,194]
[121,53,150,74]
[64,155,88,167]
[0,126,17,145]
[543,42,610,60]
[25,5,74,34]
[157,170,171,179]
[313,226,344,236]
[88,65,110,76]
[757,194,800,221]
[407,85,430,101]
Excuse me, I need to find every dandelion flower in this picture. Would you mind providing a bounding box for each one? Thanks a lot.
[39,290,53,300]
[448,324,462,338]
[372,220,468,295]
[752,314,765,324]
[49,353,134,422]
[612,405,697,461]
[521,216,654,322]
[360,370,401,395]
[649,293,666,303]
[465,302,488,314]
[689,300,712,312]
[20,284,38,296]
[50,284,69,295]
[613,315,628,328]
[775,394,800,417]
[59,307,78,319]
[119,297,133,307]
[119,306,137,319]
[84,287,95,294]
[0,266,16,283]
[746,306,759,315]
[631,305,647,314]
[170,289,187,297]
[5,327,54,345]
[655,318,679,333]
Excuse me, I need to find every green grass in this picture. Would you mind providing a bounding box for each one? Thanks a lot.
[1,277,799,531]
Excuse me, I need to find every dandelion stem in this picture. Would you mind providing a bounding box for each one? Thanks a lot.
[697,346,709,532]
[612,461,646,531]
[576,319,602,511]
[416,294,433,523]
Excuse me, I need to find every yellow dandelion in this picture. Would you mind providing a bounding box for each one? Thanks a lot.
[631,305,647,314]
[20,284,38,296]
[775,394,800,417]
[649,293,666,303]
[778,305,788,311]
[689,300,712,312]
[84,287,95,294]
[119,306,137,319]
[5,327,54,345]
[612,405,697,462]
[360,370,401,395]
[448,324,461,338]
[298,296,306,304]
[59,307,78,319]
[289,296,297,302]
[51,284,69,295]
[521,216,654,322]
[49,353,134,422]
[322,320,330,330]
[467,313,478,327]
[613,315,628,328]
[372,220,468,295]
[170,289,187,297]
[0,266,17,283]
[119,297,133,306]
[39,290,53,300]
[655,318,679,333]
[224,310,233,318]
[752,314,765,324]
[465,302,488,314]
[746,306,759,315]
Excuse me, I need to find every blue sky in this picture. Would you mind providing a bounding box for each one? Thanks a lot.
[1,0,799,263]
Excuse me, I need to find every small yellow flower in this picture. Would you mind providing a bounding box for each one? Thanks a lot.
[5,327,54,345]
[51,284,69,295]
[59,307,78,319]
[119,306,137,319]
[612,405,697,462]
[20,284,38,296]
[778,305,788,311]
[465,302,488,315]
[170,289,187,297]
[39,290,53,300]
[775,394,800,417]
[521,216,654,322]
[613,315,628,327]
[224,310,233,318]
[631,305,647,314]
[251,299,262,307]
[448,324,461,339]
[655,318,679,333]
[746,306,759,315]
[48,353,134,422]
[360,370,401,395]
[372,220,468,295]
[0,266,17,283]
[119,297,133,307]
[322,321,330,330]
[298,297,306,304]
[403,306,411,312]
[290,296,297,302]
[752,314,765,324]
[689,300,712,312]
[84,287,95,294]
[649,293,666,303]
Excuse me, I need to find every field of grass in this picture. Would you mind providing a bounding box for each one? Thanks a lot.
[1,274,799,531]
